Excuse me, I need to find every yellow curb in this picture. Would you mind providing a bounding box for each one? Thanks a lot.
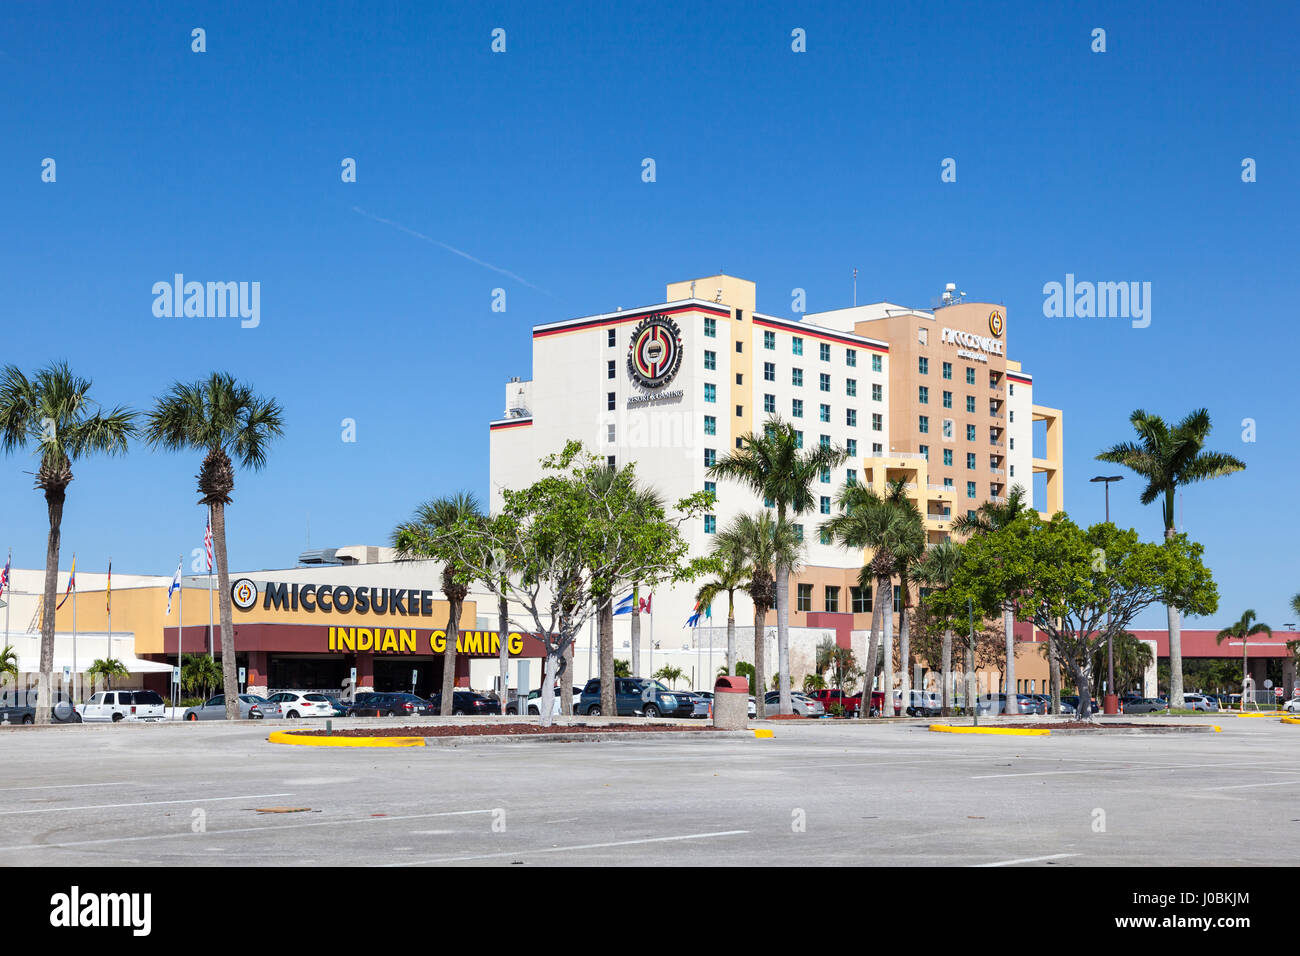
[1280,716,1300,725]
[1212,726,1221,732]
[929,724,1050,736]
[1234,712,1281,717]
[753,729,774,739]
[268,731,425,748]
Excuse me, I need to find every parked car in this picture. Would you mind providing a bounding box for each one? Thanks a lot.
[182,694,279,720]
[322,696,349,717]
[266,691,335,719]
[347,692,432,717]
[763,691,826,717]
[893,689,943,717]
[1,694,82,725]
[1123,697,1166,714]
[80,689,166,723]
[1016,694,1045,715]
[506,686,583,715]
[974,694,1024,716]
[428,690,497,715]
[805,688,863,716]
[1061,695,1101,714]
[578,678,694,717]
[1182,693,1219,712]
[1030,694,1076,715]
[1284,697,1300,714]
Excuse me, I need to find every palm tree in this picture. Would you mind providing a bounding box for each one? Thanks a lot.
[821,480,923,717]
[717,511,801,718]
[86,658,129,691]
[915,540,963,716]
[952,485,1032,713]
[653,664,686,688]
[1087,633,1154,697]
[1215,610,1271,707]
[710,417,845,714]
[393,492,484,715]
[1098,408,1246,707]
[883,482,927,715]
[145,373,284,720]
[695,532,752,676]
[1,362,135,723]
[0,644,18,698]
[181,652,223,700]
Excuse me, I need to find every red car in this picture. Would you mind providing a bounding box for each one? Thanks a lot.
[805,689,887,717]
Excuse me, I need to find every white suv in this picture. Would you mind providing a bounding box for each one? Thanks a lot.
[80,690,167,722]
[266,691,334,718]
[1182,693,1219,712]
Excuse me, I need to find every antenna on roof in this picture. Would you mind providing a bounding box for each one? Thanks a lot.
[853,268,858,307]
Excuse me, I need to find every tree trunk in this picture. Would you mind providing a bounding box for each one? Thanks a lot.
[440,592,459,716]
[726,592,736,677]
[941,628,953,717]
[899,590,911,715]
[880,576,894,716]
[1165,526,1185,708]
[630,587,641,677]
[37,486,66,725]
[497,593,509,716]
[561,640,574,715]
[1003,602,1018,714]
[1048,633,1062,715]
[599,599,615,716]
[539,650,558,727]
[210,502,240,721]
[753,604,767,719]
[965,637,977,719]
[860,582,883,719]
[776,562,791,715]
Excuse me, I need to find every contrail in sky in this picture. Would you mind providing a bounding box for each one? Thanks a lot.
[351,205,550,294]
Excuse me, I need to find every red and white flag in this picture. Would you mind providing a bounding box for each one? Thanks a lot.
[204,517,213,573]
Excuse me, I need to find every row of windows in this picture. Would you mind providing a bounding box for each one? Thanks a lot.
[761,333,882,372]
[918,358,979,385]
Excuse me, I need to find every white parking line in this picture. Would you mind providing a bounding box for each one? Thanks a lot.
[0,782,133,793]
[973,853,1080,867]
[971,762,1245,779]
[1198,779,1300,791]
[0,792,294,815]
[387,829,752,865]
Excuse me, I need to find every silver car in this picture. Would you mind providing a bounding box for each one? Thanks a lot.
[763,691,826,717]
[1182,693,1219,712]
[183,694,281,720]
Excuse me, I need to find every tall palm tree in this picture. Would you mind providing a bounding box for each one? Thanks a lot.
[1215,610,1271,705]
[710,417,845,714]
[821,480,923,716]
[915,539,963,716]
[1,362,135,723]
[952,484,1032,713]
[719,511,801,718]
[145,373,284,720]
[0,644,18,695]
[697,531,752,676]
[883,482,927,715]
[393,492,484,715]
[86,658,129,691]
[1097,409,1246,707]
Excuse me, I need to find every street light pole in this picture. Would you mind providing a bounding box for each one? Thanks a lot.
[1091,475,1123,713]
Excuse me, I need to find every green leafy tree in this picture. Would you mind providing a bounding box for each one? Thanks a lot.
[1,362,136,723]
[815,638,861,693]
[146,373,284,720]
[803,672,827,693]
[1087,633,1154,697]
[711,417,845,715]
[694,534,751,677]
[1097,408,1245,706]
[653,665,687,688]
[614,659,631,678]
[914,540,964,716]
[86,658,129,691]
[0,644,18,697]
[181,652,223,699]
[1215,610,1271,702]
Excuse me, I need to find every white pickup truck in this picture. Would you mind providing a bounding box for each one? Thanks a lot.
[79,690,167,722]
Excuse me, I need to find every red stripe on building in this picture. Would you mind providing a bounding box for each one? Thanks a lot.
[533,303,729,338]
[1006,374,1032,385]
[752,317,889,353]
[489,419,533,431]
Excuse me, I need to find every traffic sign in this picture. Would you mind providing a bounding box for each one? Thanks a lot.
[172,666,181,685]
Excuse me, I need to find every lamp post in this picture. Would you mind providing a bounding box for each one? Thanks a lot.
[1091,475,1124,714]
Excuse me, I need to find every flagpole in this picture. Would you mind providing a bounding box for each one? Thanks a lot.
[3,549,10,704]
[107,557,112,667]
[207,507,215,660]
[72,557,77,704]
[177,556,183,717]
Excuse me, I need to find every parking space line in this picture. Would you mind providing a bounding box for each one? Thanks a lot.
[971,762,1246,779]
[973,853,1080,867]
[0,792,294,815]
[1197,779,1300,791]
[386,829,752,865]
[0,782,133,793]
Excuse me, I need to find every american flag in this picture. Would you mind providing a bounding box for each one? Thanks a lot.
[204,517,213,573]
[0,552,10,597]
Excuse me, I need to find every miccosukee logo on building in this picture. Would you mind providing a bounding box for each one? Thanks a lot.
[988,310,1004,337]
[230,578,443,616]
[627,314,683,389]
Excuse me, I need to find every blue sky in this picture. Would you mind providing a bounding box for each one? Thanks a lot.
[1,1,1296,629]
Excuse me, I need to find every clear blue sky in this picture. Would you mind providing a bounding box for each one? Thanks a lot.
[1,1,1296,629]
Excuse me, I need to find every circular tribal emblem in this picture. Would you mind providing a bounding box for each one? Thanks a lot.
[231,577,258,611]
[988,310,1005,337]
[626,314,683,389]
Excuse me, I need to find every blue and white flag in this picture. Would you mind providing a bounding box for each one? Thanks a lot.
[166,560,182,615]
[613,591,635,615]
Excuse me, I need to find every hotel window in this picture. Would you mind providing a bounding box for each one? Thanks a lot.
[792,336,803,355]
[846,349,857,367]
[846,378,857,397]
[1010,437,1015,450]
[704,383,716,403]
[919,357,929,375]
[704,448,716,467]
[793,524,805,542]
[967,452,976,470]
[764,362,775,382]
[919,385,929,404]
[1009,384,1016,396]
[966,481,976,499]
[704,480,716,499]
[967,509,977,521]
[819,342,831,362]
[944,477,954,489]
[820,373,831,392]
[943,390,953,409]
[764,495,774,508]
[872,442,882,454]
[736,405,743,417]
[792,398,803,418]
[764,394,776,413]
[797,583,812,612]
[1010,465,1015,477]
[819,404,830,423]
[846,409,857,427]
[820,467,830,484]
[820,496,831,514]
[918,415,929,434]
[792,368,804,387]
[965,367,976,384]
[704,317,717,338]
[872,383,882,402]
[943,449,953,466]
[704,415,717,436]
[735,341,743,353]
[1009,410,1015,422]
[736,438,743,448]
[893,591,902,614]
[607,392,615,411]
[704,514,716,534]
[967,424,976,441]
[872,354,882,372]
[819,434,831,450]
[966,395,976,413]
[919,444,929,460]
[795,430,803,448]
[607,360,615,379]
[607,329,616,347]
[735,373,743,385]
[846,438,857,457]
[607,455,616,469]
[851,586,872,613]
[872,413,882,431]
[764,330,776,350]
[704,350,716,370]
[918,327,928,345]
[942,361,952,380]
[819,528,831,546]
[824,585,840,612]
[847,468,857,485]
[607,424,616,443]
[942,419,953,439]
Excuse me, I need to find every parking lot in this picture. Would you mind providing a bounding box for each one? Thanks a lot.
[0,716,1295,866]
